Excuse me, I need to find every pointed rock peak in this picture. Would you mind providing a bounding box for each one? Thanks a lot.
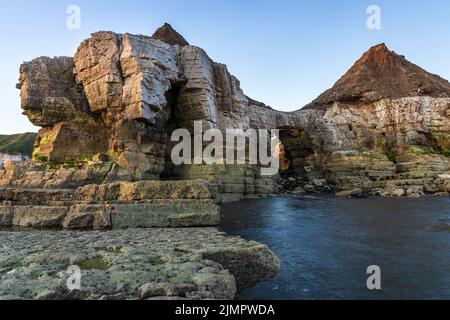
[305,43,450,108]
[355,43,400,69]
[362,43,390,59]
[366,43,389,54]
[151,23,189,47]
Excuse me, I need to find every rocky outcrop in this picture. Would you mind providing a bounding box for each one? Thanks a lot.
[4,24,450,207]
[285,45,450,197]
[2,22,450,300]
[18,56,109,164]
[10,25,285,200]
[4,25,450,201]
[18,57,92,127]
[0,24,280,299]
[0,180,219,229]
[0,228,280,300]
[287,96,450,196]
[306,44,450,108]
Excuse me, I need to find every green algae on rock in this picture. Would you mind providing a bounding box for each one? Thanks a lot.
[0,228,280,300]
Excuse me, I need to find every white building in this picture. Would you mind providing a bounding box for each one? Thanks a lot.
[0,153,30,170]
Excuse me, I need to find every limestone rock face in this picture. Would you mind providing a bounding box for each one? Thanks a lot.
[275,45,450,196]
[120,34,181,121]
[0,180,219,229]
[74,32,124,114]
[18,56,109,163]
[33,122,109,163]
[18,57,92,127]
[9,25,450,200]
[282,105,449,197]
[4,24,450,302]
[14,24,288,196]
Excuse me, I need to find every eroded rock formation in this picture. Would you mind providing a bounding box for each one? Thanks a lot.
[1,24,450,213]
[0,25,284,300]
[0,22,449,300]
[7,25,284,203]
[289,44,450,197]
[307,44,450,108]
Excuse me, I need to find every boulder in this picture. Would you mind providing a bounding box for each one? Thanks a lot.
[63,204,111,229]
[424,183,440,194]
[312,179,327,187]
[8,206,68,228]
[392,188,406,197]
[445,183,450,193]
[137,282,196,299]
[335,188,363,198]
[291,186,306,195]
[406,186,425,198]
[432,192,449,197]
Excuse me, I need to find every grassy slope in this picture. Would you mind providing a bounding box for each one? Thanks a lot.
[0,133,37,156]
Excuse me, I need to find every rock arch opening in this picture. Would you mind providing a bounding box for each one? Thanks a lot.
[277,127,315,177]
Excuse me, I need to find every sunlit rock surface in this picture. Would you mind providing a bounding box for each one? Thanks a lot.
[0,228,280,300]
[1,22,450,300]
[9,33,450,200]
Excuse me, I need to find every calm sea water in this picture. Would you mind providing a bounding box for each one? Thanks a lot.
[221,196,450,300]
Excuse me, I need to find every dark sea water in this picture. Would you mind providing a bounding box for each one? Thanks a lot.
[221,196,450,300]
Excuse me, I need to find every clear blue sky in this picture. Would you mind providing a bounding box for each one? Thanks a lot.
[1,0,449,134]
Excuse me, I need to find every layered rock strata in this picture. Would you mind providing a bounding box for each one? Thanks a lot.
[2,25,450,208]
[0,25,285,299]
[289,44,450,197]
[1,23,449,300]
[11,28,284,201]
[0,180,219,229]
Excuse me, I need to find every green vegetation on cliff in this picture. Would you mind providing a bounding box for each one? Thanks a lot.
[0,133,37,156]
[408,146,450,157]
